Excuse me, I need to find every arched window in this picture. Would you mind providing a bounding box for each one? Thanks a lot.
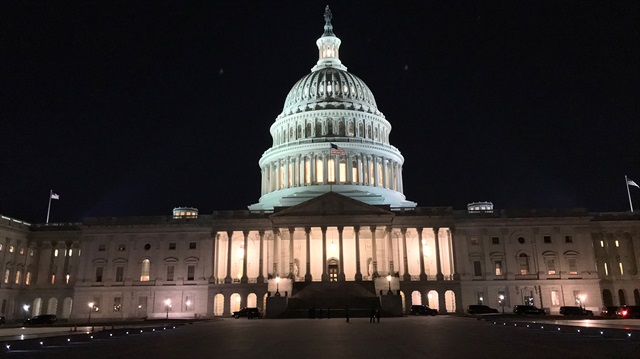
[247,293,258,308]
[602,289,613,307]
[518,253,530,275]
[140,259,151,281]
[634,289,640,305]
[230,293,241,313]
[305,123,311,138]
[411,291,422,306]
[427,290,439,312]
[213,294,224,316]
[445,290,456,313]
[358,123,364,137]
[47,298,58,315]
[316,122,322,137]
[33,298,42,316]
[338,120,345,136]
[61,297,73,319]
[366,125,372,139]
[619,289,627,306]
[348,121,354,136]
[327,121,333,135]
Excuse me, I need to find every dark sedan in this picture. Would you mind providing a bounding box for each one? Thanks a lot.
[410,305,438,316]
[513,305,545,315]
[467,305,499,315]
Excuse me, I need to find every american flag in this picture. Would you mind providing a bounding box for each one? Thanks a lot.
[330,143,346,155]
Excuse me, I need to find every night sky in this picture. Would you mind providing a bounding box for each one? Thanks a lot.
[1,1,638,223]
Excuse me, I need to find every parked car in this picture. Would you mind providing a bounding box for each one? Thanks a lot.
[24,314,57,325]
[559,306,593,316]
[601,306,619,317]
[513,305,545,315]
[467,305,500,315]
[232,307,261,319]
[410,305,438,316]
[616,306,640,319]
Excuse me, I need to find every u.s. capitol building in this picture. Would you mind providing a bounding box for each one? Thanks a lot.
[1,7,639,321]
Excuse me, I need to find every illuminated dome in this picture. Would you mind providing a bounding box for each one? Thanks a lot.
[281,68,379,116]
[249,6,416,211]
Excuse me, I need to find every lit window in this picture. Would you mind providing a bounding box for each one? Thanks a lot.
[9,246,14,253]
[495,261,503,276]
[551,290,560,306]
[568,258,578,275]
[604,262,609,276]
[15,270,21,284]
[0,244,3,251]
[619,262,624,275]
[25,272,31,285]
[328,158,335,182]
[29,249,34,256]
[19,248,24,255]
[470,237,479,245]
[166,266,174,281]
[546,258,556,275]
[3,269,10,283]
[69,249,72,257]
[140,259,150,281]
[113,297,122,312]
[600,240,604,248]
[518,253,530,275]
[65,274,70,284]
[54,249,58,257]
[615,240,619,247]
[51,274,55,284]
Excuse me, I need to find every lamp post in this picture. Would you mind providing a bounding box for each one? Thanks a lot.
[23,304,30,321]
[88,302,94,324]
[275,276,281,297]
[186,300,192,311]
[165,299,172,319]
[386,275,393,295]
[498,294,505,314]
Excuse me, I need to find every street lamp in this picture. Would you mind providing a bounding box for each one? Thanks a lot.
[386,275,393,295]
[275,276,281,297]
[498,294,505,314]
[164,299,172,319]
[23,304,30,321]
[88,302,94,323]
[186,300,192,311]
[578,294,587,310]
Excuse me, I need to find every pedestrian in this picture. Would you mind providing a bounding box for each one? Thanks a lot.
[345,305,350,323]
[376,309,381,323]
[369,307,375,323]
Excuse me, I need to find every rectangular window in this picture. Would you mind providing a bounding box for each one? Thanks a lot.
[51,274,55,284]
[189,242,197,250]
[543,236,551,244]
[95,267,104,282]
[29,249,34,256]
[69,249,73,257]
[565,235,573,243]
[568,258,578,275]
[54,249,58,256]
[0,244,3,251]
[9,246,14,253]
[98,244,106,251]
[473,261,482,276]
[551,290,560,306]
[546,258,556,275]
[619,262,624,275]
[113,297,122,312]
[316,159,324,183]
[187,265,195,281]
[3,270,8,284]
[495,261,503,276]
[604,262,609,276]
[25,272,31,285]
[167,266,174,281]
[15,270,21,284]
[491,237,500,244]
[615,240,620,247]
[169,242,176,250]
[66,274,70,284]
[470,236,479,245]
[115,266,124,282]
[600,240,604,248]
[118,244,126,251]
[328,158,335,182]
[19,248,24,255]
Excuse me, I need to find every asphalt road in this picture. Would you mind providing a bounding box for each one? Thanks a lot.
[5,316,638,359]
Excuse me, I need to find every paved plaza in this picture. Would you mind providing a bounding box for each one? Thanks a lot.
[4,316,639,358]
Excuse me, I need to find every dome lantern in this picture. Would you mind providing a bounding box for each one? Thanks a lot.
[312,6,347,72]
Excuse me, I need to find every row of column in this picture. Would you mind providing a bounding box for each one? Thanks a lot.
[261,152,403,195]
[213,227,460,283]
[274,120,388,146]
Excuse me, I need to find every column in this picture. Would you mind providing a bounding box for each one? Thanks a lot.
[257,231,265,283]
[370,226,378,275]
[310,153,316,184]
[449,228,460,280]
[240,231,249,283]
[434,228,444,281]
[288,228,295,279]
[225,231,233,283]
[273,229,279,276]
[359,155,364,185]
[284,157,290,188]
[211,231,218,281]
[334,153,340,183]
[305,228,312,282]
[322,154,328,184]
[321,227,328,282]
[372,155,379,187]
[386,227,394,274]
[338,226,346,281]
[382,157,388,189]
[418,228,427,281]
[346,154,353,183]
[355,226,362,281]
[402,228,410,281]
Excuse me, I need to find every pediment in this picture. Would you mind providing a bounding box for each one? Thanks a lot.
[271,192,394,218]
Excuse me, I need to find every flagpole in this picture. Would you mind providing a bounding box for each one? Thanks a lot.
[626,175,634,212]
[46,189,53,224]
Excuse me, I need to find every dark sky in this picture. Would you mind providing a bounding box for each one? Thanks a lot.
[1,1,638,223]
